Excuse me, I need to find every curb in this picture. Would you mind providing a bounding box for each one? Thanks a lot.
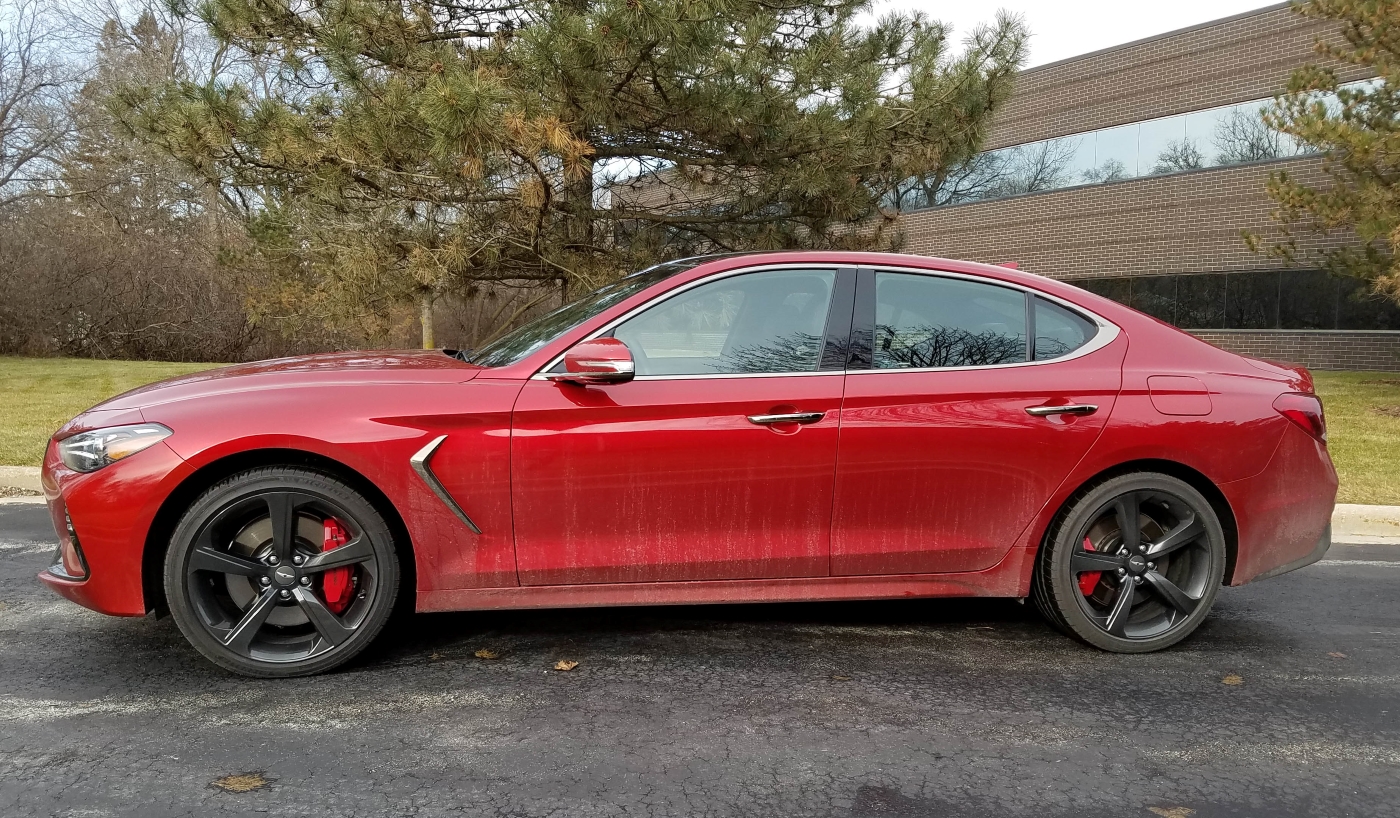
[0,466,41,493]
[1,464,1398,543]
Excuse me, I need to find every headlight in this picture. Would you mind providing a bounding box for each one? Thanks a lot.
[57,423,172,473]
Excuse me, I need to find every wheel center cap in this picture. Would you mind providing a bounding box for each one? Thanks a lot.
[1127,555,1147,575]
[272,565,298,586]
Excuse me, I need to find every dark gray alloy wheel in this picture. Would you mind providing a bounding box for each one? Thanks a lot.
[164,467,400,677]
[1032,472,1227,653]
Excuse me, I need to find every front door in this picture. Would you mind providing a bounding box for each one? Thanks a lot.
[831,268,1125,576]
[511,267,853,585]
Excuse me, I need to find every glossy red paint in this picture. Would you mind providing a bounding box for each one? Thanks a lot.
[511,374,844,584]
[831,336,1125,575]
[36,251,1337,627]
[559,337,635,378]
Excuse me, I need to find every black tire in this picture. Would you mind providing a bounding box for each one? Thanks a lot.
[1032,472,1227,653]
[163,467,401,677]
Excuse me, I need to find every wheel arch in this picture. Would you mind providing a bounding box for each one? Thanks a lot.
[1040,458,1240,584]
[141,448,416,616]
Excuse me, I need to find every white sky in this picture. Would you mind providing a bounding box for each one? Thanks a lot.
[866,0,1280,67]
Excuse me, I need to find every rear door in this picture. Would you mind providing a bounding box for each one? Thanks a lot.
[830,267,1125,576]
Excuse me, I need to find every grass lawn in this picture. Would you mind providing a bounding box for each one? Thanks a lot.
[1312,371,1400,505]
[1,357,1398,504]
[0,357,217,468]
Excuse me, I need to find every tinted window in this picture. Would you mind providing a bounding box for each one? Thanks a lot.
[1176,273,1227,329]
[1225,271,1279,329]
[1338,277,1400,331]
[1033,297,1098,360]
[1127,275,1176,324]
[873,273,1027,369]
[613,269,836,376]
[1068,269,1400,331]
[1279,269,1337,329]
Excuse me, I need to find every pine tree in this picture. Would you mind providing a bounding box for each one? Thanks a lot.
[1251,0,1400,304]
[115,0,1026,346]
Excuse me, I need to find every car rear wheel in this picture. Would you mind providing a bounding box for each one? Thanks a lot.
[1032,473,1227,653]
[164,467,400,677]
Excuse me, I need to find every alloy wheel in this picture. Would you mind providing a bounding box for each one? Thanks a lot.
[180,489,383,664]
[1068,489,1216,641]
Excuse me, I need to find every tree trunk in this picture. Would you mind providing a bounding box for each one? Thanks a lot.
[419,290,435,349]
[561,155,595,253]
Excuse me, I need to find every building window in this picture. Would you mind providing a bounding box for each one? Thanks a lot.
[1070,271,1400,332]
[884,80,1378,212]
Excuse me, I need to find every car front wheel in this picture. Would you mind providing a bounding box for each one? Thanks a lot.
[164,467,401,677]
[1032,472,1227,653]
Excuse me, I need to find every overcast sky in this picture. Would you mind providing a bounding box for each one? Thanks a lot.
[866,0,1280,67]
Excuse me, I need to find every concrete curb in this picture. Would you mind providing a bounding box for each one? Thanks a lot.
[0,466,41,492]
[1,464,1397,542]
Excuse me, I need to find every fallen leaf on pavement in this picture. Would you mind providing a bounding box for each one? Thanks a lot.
[554,660,579,671]
[1148,808,1195,818]
[1329,652,1347,658]
[474,648,500,660]
[1222,674,1243,686]
[210,773,270,793]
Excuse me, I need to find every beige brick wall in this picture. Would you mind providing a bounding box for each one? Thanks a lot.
[895,156,1348,279]
[1190,330,1400,372]
[986,3,1374,150]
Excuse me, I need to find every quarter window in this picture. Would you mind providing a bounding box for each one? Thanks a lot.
[1033,297,1098,360]
[873,273,1028,369]
[613,269,836,376]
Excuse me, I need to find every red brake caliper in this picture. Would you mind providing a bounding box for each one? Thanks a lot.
[321,518,354,614]
[1078,536,1102,597]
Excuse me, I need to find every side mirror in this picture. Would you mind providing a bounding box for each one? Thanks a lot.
[546,337,635,386]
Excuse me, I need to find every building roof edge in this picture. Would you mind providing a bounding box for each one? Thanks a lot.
[1021,2,1294,75]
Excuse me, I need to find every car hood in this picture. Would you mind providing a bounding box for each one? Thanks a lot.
[88,350,483,414]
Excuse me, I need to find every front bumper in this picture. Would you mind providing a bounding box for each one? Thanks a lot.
[37,437,194,616]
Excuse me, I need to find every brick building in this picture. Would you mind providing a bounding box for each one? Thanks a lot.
[895,2,1400,371]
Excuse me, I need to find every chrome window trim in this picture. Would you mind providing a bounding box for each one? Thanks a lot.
[409,435,483,535]
[529,261,1121,380]
[852,265,1120,375]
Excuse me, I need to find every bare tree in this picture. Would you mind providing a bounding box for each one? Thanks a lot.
[0,0,73,205]
[1215,107,1303,165]
[1081,158,1129,184]
[995,137,1078,195]
[1152,139,1206,174]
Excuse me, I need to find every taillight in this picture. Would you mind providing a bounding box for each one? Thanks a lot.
[1273,392,1326,442]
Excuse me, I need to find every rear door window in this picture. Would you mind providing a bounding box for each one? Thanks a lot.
[1032,296,1099,360]
[872,273,1028,369]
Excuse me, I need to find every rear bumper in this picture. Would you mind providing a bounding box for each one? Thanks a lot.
[1221,424,1338,586]
[1247,523,1331,583]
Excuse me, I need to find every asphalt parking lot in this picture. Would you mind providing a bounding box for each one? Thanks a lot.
[1,501,1397,818]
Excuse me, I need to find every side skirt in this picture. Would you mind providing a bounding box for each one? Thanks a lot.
[417,546,1035,613]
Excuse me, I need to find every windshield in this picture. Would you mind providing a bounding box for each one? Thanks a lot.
[469,260,709,368]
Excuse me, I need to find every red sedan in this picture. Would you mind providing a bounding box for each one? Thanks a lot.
[38,252,1337,676]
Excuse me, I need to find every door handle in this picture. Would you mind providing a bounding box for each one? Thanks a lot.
[1025,404,1098,417]
[747,412,825,425]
